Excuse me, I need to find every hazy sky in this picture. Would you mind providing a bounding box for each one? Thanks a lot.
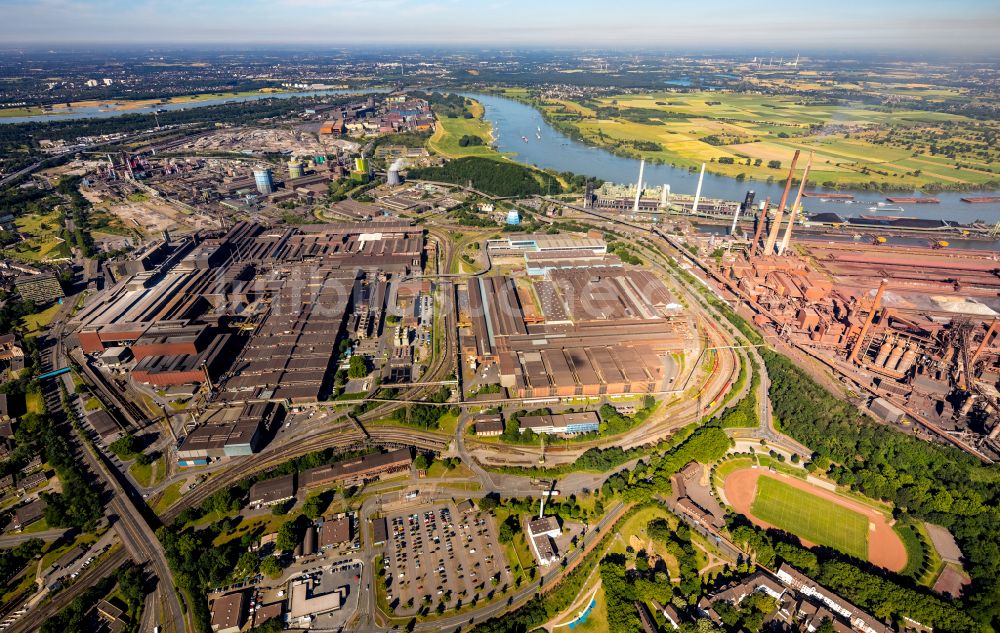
[3,0,999,54]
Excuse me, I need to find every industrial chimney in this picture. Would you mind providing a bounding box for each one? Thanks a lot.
[732,190,755,235]
[691,163,706,215]
[763,150,801,255]
[748,198,770,263]
[632,159,646,214]
[778,153,813,255]
[849,280,887,364]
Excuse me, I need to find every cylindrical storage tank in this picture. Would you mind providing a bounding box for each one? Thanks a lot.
[387,169,401,186]
[253,168,274,195]
[895,346,918,373]
[884,342,905,370]
[874,337,893,366]
[288,160,304,180]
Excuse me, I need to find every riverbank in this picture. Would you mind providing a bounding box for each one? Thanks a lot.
[0,107,46,118]
[473,86,1000,195]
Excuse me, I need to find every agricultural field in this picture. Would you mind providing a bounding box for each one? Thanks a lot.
[751,475,869,560]
[527,89,999,191]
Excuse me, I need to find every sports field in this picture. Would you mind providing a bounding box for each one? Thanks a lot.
[750,475,869,560]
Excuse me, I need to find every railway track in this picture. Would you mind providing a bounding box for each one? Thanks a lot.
[159,423,449,523]
[5,549,131,633]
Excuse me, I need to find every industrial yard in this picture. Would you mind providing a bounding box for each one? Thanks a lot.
[664,155,1000,459]
[0,42,997,633]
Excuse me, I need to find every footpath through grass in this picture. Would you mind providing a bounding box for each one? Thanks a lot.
[751,475,869,560]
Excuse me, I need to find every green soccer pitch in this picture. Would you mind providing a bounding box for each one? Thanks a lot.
[750,475,869,560]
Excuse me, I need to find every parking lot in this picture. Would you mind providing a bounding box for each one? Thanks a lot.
[381,503,510,616]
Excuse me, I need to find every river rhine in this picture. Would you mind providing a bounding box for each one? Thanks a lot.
[464,93,1000,226]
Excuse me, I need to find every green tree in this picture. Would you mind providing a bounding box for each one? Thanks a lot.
[414,452,432,470]
[348,355,368,379]
[260,555,283,579]
[233,551,259,578]
[498,515,521,544]
[478,495,499,512]
[276,519,301,552]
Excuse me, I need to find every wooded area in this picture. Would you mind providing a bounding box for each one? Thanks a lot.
[762,348,999,630]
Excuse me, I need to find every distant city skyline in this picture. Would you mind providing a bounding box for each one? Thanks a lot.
[3,0,999,54]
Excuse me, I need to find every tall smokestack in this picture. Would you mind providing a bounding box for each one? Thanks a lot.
[691,163,706,215]
[660,184,669,208]
[748,198,770,263]
[778,153,812,255]
[732,190,754,235]
[632,159,645,214]
[763,150,801,255]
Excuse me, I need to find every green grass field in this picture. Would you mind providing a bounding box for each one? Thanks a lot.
[427,99,502,159]
[2,208,72,263]
[21,303,62,337]
[751,476,869,560]
[152,481,183,514]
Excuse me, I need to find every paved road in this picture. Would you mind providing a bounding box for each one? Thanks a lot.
[721,345,813,458]
[0,529,68,547]
[40,188,746,632]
